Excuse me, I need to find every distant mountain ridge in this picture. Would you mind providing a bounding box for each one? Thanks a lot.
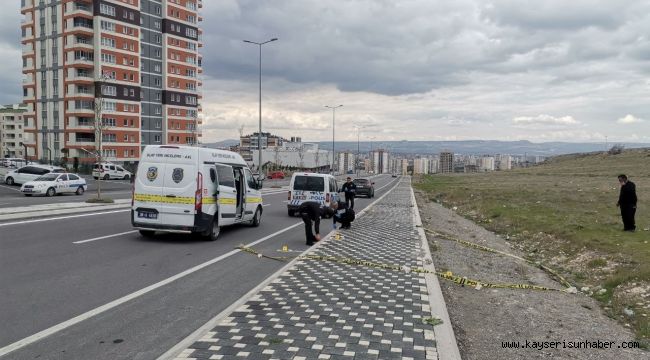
[317,140,650,156]
[203,139,649,156]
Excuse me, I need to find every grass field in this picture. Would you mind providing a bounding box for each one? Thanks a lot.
[415,148,650,342]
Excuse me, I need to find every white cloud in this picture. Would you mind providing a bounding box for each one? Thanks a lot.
[617,114,644,124]
[512,114,580,127]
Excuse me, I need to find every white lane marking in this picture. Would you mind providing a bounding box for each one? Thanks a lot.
[262,204,271,207]
[0,209,130,228]
[0,222,303,357]
[73,230,138,244]
[0,185,22,192]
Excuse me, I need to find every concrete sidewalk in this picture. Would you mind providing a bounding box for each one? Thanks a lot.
[162,179,459,360]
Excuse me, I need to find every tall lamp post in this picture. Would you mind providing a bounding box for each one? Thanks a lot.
[243,37,278,178]
[353,124,363,177]
[324,104,343,173]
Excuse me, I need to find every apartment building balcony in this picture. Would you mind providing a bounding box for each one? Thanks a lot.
[66,2,93,17]
[21,16,33,26]
[65,37,94,51]
[21,0,33,12]
[22,75,35,86]
[22,44,34,56]
[68,18,94,35]
[68,55,94,67]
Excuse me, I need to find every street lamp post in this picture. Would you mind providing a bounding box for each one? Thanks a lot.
[353,125,362,177]
[325,104,343,174]
[243,37,278,178]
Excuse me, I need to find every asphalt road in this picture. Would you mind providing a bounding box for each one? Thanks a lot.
[0,174,400,360]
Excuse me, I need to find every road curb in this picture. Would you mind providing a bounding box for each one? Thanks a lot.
[410,179,462,360]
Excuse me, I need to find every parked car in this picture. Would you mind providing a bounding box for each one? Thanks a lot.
[267,171,285,179]
[92,162,132,180]
[352,178,375,198]
[4,164,65,185]
[287,172,340,216]
[0,158,32,168]
[392,174,398,178]
[20,173,87,197]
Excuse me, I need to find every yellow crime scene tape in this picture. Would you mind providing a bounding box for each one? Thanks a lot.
[235,241,576,293]
[423,228,573,289]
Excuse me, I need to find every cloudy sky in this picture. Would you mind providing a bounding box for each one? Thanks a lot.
[3,0,650,143]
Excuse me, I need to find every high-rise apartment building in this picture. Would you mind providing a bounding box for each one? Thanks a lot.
[370,149,389,174]
[439,151,453,173]
[20,0,202,164]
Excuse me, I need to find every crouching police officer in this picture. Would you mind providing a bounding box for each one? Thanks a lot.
[333,200,356,230]
[298,201,337,246]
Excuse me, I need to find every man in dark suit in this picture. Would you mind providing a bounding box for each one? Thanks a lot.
[617,174,637,232]
[299,201,337,246]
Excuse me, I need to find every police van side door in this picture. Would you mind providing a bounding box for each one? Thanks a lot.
[243,168,261,221]
[215,164,237,225]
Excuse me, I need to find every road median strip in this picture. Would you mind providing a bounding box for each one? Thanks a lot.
[0,199,131,221]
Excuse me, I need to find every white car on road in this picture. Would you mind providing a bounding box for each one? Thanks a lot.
[93,163,132,180]
[4,164,65,185]
[20,173,88,197]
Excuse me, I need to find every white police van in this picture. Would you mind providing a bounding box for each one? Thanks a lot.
[132,145,264,240]
[287,172,340,216]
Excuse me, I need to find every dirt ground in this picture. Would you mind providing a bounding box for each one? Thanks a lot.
[415,190,647,360]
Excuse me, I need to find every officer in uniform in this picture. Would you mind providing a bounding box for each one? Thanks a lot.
[333,200,355,229]
[617,174,637,231]
[341,177,357,210]
[299,201,337,246]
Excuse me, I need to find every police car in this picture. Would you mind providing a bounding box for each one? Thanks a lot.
[20,173,88,197]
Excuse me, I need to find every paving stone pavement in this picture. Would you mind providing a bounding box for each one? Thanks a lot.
[172,181,441,360]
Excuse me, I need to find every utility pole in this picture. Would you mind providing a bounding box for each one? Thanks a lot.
[243,37,278,178]
[325,104,343,174]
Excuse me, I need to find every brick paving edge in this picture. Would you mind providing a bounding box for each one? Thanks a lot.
[157,178,404,360]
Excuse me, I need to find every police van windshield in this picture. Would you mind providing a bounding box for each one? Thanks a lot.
[293,176,324,192]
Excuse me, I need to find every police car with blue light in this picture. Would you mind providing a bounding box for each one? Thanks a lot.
[20,173,88,197]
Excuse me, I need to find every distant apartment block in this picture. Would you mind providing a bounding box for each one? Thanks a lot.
[413,157,429,174]
[0,104,28,158]
[401,158,409,175]
[371,149,389,174]
[20,0,203,163]
[338,151,355,173]
[479,156,495,171]
[439,151,453,173]
[496,154,512,170]
[240,132,284,162]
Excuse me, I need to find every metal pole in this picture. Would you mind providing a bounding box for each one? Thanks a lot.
[324,105,342,174]
[258,44,262,175]
[332,107,335,173]
[357,129,360,177]
[243,38,277,176]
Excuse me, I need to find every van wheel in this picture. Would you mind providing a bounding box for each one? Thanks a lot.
[5,177,14,185]
[46,187,56,197]
[139,230,155,238]
[250,207,262,227]
[288,209,295,217]
[123,174,130,180]
[75,186,85,195]
[205,218,220,241]
[103,174,110,180]
[24,194,32,197]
